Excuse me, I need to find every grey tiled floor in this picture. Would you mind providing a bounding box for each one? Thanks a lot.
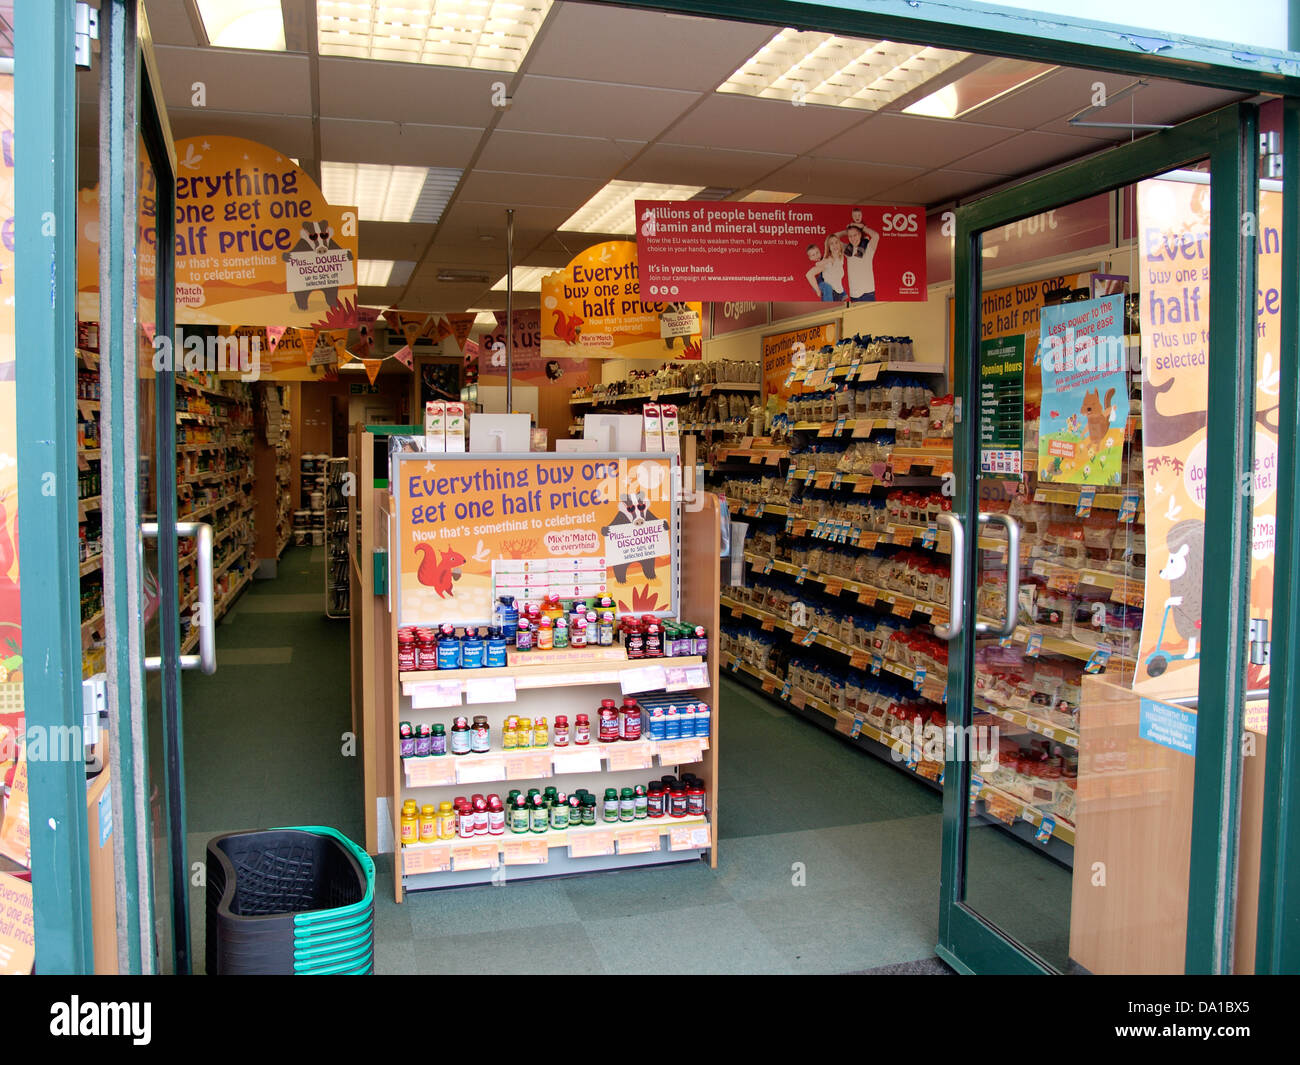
[177,547,1067,974]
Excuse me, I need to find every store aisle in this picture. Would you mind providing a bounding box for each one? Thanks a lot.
[374,679,951,975]
[179,546,362,972]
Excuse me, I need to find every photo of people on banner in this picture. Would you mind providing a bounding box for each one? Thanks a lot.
[804,208,883,303]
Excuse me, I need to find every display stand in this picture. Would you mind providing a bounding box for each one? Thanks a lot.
[367,449,720,900]
[324,458,350,617]
[253,382,293,578]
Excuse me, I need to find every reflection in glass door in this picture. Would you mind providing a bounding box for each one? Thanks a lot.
[943,115,1262,974]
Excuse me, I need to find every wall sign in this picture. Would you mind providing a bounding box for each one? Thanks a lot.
[761,322,839,402]
[978,334,1025,480]
[636,201,926,303]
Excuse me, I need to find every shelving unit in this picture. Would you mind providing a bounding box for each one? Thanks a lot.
[253,382,294,577]
[568,363,762,439]
[76,351,105,675]
[324,457,350,618]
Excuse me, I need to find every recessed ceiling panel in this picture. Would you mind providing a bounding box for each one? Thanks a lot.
[153,46,312,114]
[475,131,640,179]
[837,112,1017,169]
[618,144,794,189]
[952,129,1105,176]
[458,170,605,210]
[319,119,482,169]
[526,4,775,91]
[871,168,1000,206]
[662,92,868,155]
[760,156,925,200]
[168,110,316,158]
[357,221,437,261]
[498,76,701,140]
[318,58,504,127]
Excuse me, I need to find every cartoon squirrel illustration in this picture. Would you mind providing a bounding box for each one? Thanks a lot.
[601,493,659,584]
[553,311,583,345]
[282,220,353,311]
[414,544,466,599]
[1079,387,1116,455]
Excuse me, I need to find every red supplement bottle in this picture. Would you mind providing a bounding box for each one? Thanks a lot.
[574,714,591,745]
[598,699,621,742]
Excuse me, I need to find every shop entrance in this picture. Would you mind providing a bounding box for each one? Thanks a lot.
[941,105,1266,973]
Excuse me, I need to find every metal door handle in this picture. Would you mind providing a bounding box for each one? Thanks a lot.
[142,521,216,674]
[933,513,964,640]
[975,513,1021,638]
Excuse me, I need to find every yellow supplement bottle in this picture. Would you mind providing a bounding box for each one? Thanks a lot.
[535,717,549,747]
[517,717,534,749]
[418,804,438,844]
[400,800,419,847]
[437,800,456,840]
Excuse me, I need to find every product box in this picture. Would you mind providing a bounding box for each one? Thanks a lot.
[660,403,681,455]
[424,402,446,451]
[445,402,467,452]
[470,412,530,453]
[585,413,643,452]
[642,403,664,452]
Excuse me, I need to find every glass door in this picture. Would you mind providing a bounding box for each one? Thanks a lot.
[940,106,1261,974]
[97,0,200,975]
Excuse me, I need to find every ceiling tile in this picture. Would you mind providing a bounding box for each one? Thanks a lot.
[870,168,1001,206]
[476,131,641,179]
[959,66,1107,132]
[498,76,701,139]
[357,285,406,306]
[142,0,201,46]
[319,118,482,169]
[358,222,435,261]
[526,5,775,91]
[318,58,503,127]
[951,130,1106,177]
[168,110,316,158]
[761,157,926,201]
[618,143,794,189]
[458,170,604,210]
[154,46,312,115]
[834,112,1018,169]
[448,200,579,233]
[662,94,869,155]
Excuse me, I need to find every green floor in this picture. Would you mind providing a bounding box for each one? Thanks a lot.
[177,547,1069,974]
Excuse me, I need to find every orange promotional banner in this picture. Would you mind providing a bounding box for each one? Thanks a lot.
[257,326,317,378]
[385,310,430,347]
[761,322,839,402]
[80,136,359,330]
[1136,178,1279,701]
[446,313,477,352]
[363,359,384,385]
[540,241,702,359]
[393,454,678,627]
[0,872,34,974]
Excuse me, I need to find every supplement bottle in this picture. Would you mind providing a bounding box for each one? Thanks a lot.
[487,795,506,835]
[599,611,615,646]
[582,797,597,826]
[502,720,518,750]
[574,714,591,745]
[602,788,619,823]
[470,715,491,753]
[450,716,472,755]
[669,785,689,818]
[437,800,456,840]
[398,721,415,759]
[598,699,620,743]
[397,630,417,673]
[620,697,642,741]
[472,795,489,836]
[537,617,554,651]
[514,617,534,651]
[430,723,448,756]
[619,787,635,822]
[534,717,549,747]
[634,785,648,819]
[437,625,461,670]
[400,800,419,846]
[516,717,534,749]
[647,783,665,818]
[486,626,508,668]
[416,629,438,671]
[509,797,530,834]
[687,782,707,817]
[553,715,570,747]
[419,804,438,844]
[498,596,519,641]
[571,617,588,648]
[530,796,550,834]
[553,617,569,650]
[550,793,569,831]
[461,627,486,669]
[414,722,433,758]
[457,801,476,839]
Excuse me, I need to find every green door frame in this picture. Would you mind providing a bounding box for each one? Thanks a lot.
[14,0,94,975]
[941,103,1259,974]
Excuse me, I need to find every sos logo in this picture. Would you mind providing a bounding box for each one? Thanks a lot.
[880,212,919,233]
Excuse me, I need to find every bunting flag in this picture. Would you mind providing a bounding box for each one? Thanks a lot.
[310,331,340,367]
[270,327,317,374]
[392,344,414,369]
[363,358,383,385]
[266,325,287,352]
[446,312,477,352]
[384,309,430,347]
[355,307,381,357]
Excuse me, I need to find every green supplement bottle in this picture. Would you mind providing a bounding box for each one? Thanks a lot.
[550,792,569,831]
[602,788,619,823]
[530,796,549,834]
[619,787,636,822]
[509,797,530,834]
[634,784,648,819]
[583,798,597,826]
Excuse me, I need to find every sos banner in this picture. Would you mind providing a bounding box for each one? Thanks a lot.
[393,453,678,628]
[635,201,926,303]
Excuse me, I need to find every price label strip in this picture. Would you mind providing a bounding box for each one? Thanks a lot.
[1119,493,1140,522]
[1076,486,1096,518]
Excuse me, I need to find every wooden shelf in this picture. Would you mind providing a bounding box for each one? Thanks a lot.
[79,553,102,577]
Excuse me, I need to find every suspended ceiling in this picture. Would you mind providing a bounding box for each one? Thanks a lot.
[83,0,1250,314]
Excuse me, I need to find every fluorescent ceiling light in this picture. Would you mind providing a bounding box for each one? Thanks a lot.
[470,310,498,327]
[903,58,1054,119]
[197,0,286,51]
[738,190,802,203]
[357,260,416,287]
[492,266,552,293]
[720,29,968,111]
[321,162,461,223]
[339,362,369,370]
[316,0,553,72]
[559,180,707,235]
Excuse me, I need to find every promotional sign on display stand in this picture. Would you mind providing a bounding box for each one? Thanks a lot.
[762,322,839,402]
[392,453,678,628]
[540,242,703,359]
[635,201,926,303]
[1035,294,1128,486]
[1135,177,1280,702]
